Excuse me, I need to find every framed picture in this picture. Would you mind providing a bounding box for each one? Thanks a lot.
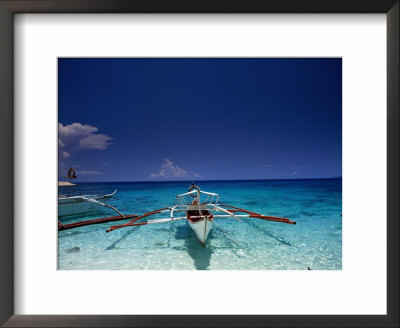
[0,0,398,327]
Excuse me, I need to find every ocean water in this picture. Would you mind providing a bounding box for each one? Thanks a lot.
[58,179,342,270]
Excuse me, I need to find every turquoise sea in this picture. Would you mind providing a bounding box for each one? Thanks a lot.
[58,179,342,270]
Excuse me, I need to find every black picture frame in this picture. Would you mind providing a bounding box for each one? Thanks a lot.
[0,1,398,327]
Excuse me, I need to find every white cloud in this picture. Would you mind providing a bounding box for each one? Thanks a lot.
[79,134,112,150]
[58,123,113,179]
[150,159,199,179]
[58,122,112,151]
[58,122,98,138]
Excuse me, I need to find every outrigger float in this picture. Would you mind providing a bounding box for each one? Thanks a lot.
[58,167,138,231]
[106,184,296,247]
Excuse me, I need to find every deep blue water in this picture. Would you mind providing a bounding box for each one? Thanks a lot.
[58,179,342,270]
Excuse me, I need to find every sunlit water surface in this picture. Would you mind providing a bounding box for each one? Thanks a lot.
[58,179,342,270]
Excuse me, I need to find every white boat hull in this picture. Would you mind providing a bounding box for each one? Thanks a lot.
[58,190,117,218]
[58,197,103,217]
[188,217,213,247]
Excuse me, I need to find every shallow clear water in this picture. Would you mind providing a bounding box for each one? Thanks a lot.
[58,179,342,270]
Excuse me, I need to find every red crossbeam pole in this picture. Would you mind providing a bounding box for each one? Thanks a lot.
[220,204,296,225]
[106,207,169,232]
[249,214,296,224]
[59,214,138,231]
[125,222,148,227]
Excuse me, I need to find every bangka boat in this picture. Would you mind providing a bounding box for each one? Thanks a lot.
[58,189,118,217]
[106,183,296,247]
[58,167,120,218]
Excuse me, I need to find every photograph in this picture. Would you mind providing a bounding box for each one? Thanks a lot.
[58,58,342,270]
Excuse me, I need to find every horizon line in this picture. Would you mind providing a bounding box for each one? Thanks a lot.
[61,176,343,184]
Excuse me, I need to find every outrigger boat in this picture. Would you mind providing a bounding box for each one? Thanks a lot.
[107,184,296,247]
[58,189,118,217]
[58,167,119,218]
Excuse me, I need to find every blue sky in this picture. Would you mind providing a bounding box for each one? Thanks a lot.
[58,58,342,182]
